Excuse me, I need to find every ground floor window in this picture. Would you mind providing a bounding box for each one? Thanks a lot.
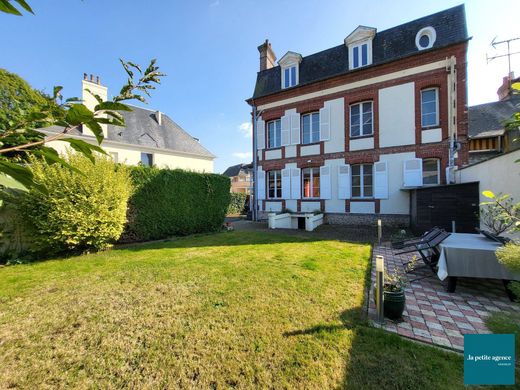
[302,167,320,198]
[351,164,373,198]
[423,158,440,185]
[268,170,281,199]
[141,152,153,167]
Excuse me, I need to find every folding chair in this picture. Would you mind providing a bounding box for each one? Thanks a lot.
[395,230,451,282]
[391,227,442,250]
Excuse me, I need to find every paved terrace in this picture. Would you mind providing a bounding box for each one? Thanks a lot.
[370,245,519,351]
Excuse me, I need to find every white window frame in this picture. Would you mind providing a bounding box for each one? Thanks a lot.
[301,167,320,199]
[422,158,440,186]
[267,119,282,149]
[421,88,439,128]
[351,164,374,199]
[415,26,437,51]
[267,170,282,199]
[350,101,373,138]
[281,65,298,89]
[349,40,372,69]
[301,112,320,145]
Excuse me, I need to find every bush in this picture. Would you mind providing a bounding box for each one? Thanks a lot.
[497,243,520,300]
[16,153,132,256]
[123,166,230,241]
[227,192,248,215]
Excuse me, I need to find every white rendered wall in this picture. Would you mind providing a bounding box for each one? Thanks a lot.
[350,201,375,214]
[350,137,374,151]
[379,82,415,148]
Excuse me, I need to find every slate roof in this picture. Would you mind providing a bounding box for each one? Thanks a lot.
[468,95,520,138]
[251,5,468,100]
[46,105,215,158]
[222,163,252,177]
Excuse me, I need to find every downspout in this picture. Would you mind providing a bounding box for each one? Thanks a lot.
[251,103,258,221]
[446,55,458,183]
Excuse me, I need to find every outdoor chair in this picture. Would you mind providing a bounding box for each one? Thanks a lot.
[391,227,442,250]
[395,230,451,282]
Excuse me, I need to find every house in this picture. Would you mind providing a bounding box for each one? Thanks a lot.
[223,163,253,194]
[467,74,520,164]
[247,5,469,225]
[44,74,215,172]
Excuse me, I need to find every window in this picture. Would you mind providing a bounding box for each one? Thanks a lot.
[302,167,320,198]
[268,170,282,199]
[351,42,370,69]
[302,112,320,144]
[421,88,439,127]
[140,152,153,167]
[415,27,436,51]
[351,164,373,198]
[422,159,440,185]
[283,66,297,88]
[350,102,373,137]
[267,119,281,148]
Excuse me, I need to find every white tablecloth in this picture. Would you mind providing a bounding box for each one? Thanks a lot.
[437,233,518,281]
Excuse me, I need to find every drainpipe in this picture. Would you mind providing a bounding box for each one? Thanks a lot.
[446,56,458,183]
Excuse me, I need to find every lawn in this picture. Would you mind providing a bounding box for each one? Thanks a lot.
[0,231,465,389]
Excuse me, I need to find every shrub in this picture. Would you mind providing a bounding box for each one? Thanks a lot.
[17,153,132,256]
[497,243,520,300]
[227,193,248,215]
[123,166,230,241]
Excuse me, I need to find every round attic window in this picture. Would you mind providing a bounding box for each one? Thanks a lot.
[415,27,436,50]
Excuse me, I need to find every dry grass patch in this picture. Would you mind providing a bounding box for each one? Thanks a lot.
[0,231,464,389]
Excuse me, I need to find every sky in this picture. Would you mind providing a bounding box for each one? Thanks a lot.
[1,0,519,173]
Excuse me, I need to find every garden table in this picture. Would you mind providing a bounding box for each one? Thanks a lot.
[436,233,520,293]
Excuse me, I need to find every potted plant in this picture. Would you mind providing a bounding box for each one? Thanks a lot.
[374,266,407,320]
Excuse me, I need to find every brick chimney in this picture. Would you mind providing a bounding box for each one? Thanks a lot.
[258,39,276,71]
[497,72,515,101]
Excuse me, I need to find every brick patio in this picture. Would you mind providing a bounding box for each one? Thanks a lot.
[369,245,519,351]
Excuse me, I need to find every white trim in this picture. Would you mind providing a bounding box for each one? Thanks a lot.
[281,65,299,89]
[267,118,282,149]
[257,59,449,110]
[301,111,320,145]
[420,87,439,128]
[415,26,436,51]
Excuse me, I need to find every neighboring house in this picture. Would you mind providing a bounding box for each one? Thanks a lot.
[247,5,469,224]
[223,163,253,194]
[44,74,215,172]
[467,74,520,164]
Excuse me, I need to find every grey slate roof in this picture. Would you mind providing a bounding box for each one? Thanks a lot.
[251,5,468,100]
[46,105,215,158]
[222,163,252,177]
[468,96,520,138]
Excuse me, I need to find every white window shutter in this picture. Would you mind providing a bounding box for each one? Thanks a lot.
[257,118,265,150]
[281,168,291,199]
[338,164,351,199]
[257,168,266,200]
[319,106,330,141]
[290,113,300,145]
[320,165,331,199]
[403,158,423,187]
[374,161,389,199]
[290,168,301,199]
[281,115,290,146]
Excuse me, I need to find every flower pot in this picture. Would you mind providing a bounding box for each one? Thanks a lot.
[373,285,406,320]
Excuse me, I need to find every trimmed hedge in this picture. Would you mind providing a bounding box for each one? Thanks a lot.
[227,192,249,215]
[123,166,230,241]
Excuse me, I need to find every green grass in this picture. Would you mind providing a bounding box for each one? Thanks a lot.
[486,311,520,360]
[0,231,467,389]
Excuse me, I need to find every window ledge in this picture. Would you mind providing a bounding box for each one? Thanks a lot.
[301,141,321,147]
[421,125,440,130]
[350,134,374,140]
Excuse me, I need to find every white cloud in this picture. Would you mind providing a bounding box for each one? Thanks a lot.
[238,122,252,138]
[232,151,252,160]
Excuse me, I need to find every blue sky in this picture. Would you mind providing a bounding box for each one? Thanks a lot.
[1,0,519,173]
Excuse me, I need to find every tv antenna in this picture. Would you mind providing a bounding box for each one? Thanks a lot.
[486,36,520,79]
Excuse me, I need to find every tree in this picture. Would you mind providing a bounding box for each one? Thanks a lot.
[0,2,165,192]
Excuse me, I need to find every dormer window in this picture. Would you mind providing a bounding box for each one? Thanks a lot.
[344,26,376,70]
[283,66,297,88]
[278,51,303,89]
[415,27,436,51]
